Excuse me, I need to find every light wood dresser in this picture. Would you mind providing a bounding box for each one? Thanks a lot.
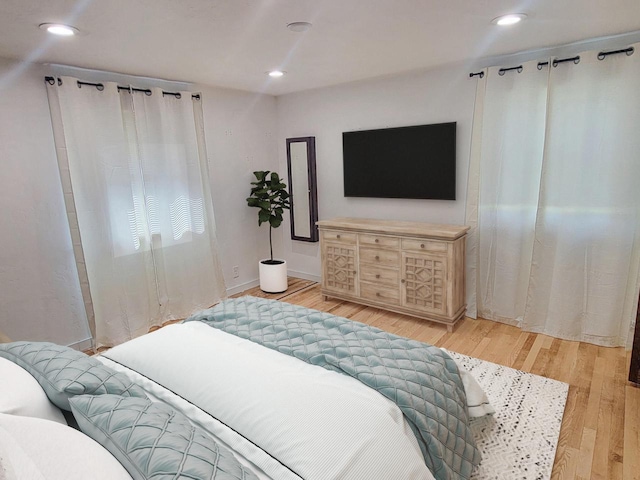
[317,218,469,331]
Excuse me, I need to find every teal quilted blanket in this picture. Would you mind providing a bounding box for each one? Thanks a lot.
[187,296,481,480]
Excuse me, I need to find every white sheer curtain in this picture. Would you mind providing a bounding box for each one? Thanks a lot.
[476,61,548,326]
[47,77,226,348]
[467,44,640,347]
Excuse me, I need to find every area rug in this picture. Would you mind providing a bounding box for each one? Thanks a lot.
[444,350,569,480]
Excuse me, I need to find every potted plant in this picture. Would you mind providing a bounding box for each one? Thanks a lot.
[246,171,291,293]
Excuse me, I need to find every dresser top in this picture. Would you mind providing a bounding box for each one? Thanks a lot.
[316,217,469,240]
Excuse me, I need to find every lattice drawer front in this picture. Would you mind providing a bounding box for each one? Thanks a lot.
[403,255,446,313]
[325,245,357,292]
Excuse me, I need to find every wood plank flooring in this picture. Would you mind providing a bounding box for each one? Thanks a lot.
[238,279,640,480]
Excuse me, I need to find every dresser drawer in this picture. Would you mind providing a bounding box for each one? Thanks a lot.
[358,234,400,249]
[360,264,399,286]
[359,247,400,267]
[360,282,400,305]
[401,238,448,253]
[322,230,357,244]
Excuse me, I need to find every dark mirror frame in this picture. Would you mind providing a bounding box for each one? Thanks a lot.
[630,293,640,384]
[286,136,319,242]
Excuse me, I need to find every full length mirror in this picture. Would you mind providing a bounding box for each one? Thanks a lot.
[286,136,318,242]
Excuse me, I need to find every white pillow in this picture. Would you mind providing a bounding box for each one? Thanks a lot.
[0,357,66,424]
[0,413,131,480]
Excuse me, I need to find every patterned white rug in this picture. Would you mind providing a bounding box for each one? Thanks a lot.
[445,350,569,480]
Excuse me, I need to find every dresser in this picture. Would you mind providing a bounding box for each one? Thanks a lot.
[317,218,469,331]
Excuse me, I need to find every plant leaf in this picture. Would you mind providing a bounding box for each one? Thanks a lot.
[258,210,271,223]
[253,171,268,181]
[248,171,290,235]
[270,216,282,228]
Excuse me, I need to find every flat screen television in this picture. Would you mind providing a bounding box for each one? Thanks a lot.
[342,122,456,200]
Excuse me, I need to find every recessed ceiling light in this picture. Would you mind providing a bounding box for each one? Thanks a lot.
[39,23,79,36]
[491,13,527,26]
[268,70,285,78]
[287,22,312,33]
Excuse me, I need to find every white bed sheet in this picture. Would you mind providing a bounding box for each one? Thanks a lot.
[99,322,437,480]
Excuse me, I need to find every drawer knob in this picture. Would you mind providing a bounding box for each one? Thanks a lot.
[337,234,341,239]
[376,292,381,297]
[375,238,379,243]
[401,279,406,284]
[353,270,357,275]
[375,274,380,279]
[420,243,425,248]
[375,255,380,260]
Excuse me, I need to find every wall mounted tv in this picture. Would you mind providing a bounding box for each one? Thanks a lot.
[342,122,456,200]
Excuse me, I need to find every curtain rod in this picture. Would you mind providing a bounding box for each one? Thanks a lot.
[598,46,634,60]
[470,44,635,77]
[498,65,523,76]
[117,85,151,96]
[44,76,201,100]
[552,55,580,67]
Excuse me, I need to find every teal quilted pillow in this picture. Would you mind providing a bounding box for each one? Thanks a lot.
[69,395,259,480]
[0,342,147,410]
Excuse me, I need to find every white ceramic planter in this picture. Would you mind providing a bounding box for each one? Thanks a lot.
[259,259,288,293]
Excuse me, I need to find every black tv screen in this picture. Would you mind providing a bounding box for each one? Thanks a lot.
[342,122,456,200]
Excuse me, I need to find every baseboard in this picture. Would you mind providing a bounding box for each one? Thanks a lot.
[288,270,321,283]
[226,279,260,296]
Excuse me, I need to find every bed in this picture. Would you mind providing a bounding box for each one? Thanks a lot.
[0,296,493,480]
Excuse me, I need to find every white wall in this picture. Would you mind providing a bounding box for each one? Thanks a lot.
[276,64,477,278]
[198,86,280,293]
[0,59,279,345]
[0,58,90,347]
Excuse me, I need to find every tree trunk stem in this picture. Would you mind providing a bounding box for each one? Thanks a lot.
[269,225,273,262]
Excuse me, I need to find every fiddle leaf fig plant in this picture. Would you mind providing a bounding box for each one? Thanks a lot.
[247,171,291,263]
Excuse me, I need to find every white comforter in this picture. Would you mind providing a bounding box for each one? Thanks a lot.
[99,322,491,480]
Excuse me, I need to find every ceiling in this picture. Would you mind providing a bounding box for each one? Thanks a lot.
[1,0,640,96]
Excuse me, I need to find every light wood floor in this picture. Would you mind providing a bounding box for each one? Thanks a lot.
[238,278,640,480]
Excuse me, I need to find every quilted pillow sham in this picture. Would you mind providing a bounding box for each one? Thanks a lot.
[0,342,147,411]
[69,394,259,480]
